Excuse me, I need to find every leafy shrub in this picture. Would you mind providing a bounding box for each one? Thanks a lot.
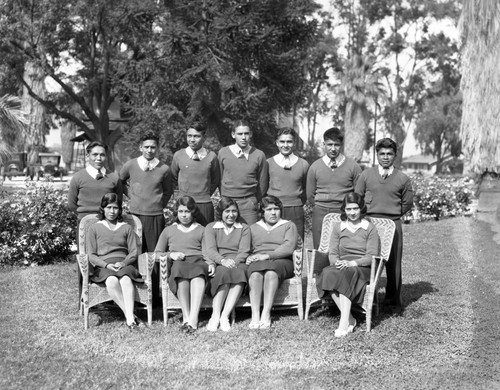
[408,173,474,222]
[0,183,77,266]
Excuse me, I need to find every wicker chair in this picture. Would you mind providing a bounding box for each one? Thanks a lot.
[77,214,155,329]
[155,238,304,326]
[304,213,395,331]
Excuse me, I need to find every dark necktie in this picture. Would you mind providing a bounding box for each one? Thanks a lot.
[283,157,291,170]
[192,152,200,161]
[382,169,389,179]
[96,172,104,180]
[330,159,337,169]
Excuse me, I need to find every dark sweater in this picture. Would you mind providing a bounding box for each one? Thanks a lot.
[355,167,413,220]
[267,157,309,207]
[170,149,220,203]
[119,159,173,216]
[218,146,269,199]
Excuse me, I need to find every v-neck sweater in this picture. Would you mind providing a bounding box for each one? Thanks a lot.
[267,157,309,206]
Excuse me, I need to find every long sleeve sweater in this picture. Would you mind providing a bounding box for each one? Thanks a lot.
[68,169,122,217]
[86,222,138,268]
[306,157,361,207]
[267,157,309,206]
[170,149,220,203]
[328,222,380,267]
[202,223,251,266]
[218,146,269,199]
[250,220,298,260]
[119,159,173,216]
[154,223,204,259]
[355,167,413,220]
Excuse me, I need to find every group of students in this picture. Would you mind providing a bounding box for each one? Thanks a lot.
[68,119,413,336]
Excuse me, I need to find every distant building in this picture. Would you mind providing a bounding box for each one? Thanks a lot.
[401,154,462,175]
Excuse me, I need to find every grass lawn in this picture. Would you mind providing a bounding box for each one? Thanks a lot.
[1,216,499,389]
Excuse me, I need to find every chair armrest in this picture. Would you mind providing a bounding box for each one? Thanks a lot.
[76,254,89,283]
[293,248,303,278]
[305,249,329,280]
[370,256,387,286]
[138,253,155,282]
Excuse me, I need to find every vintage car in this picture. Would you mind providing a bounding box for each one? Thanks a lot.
[1,152,63,181]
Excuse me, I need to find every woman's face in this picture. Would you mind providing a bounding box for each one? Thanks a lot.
[263,203,281,225]
[222,205,238,227]
[345,202,361,222]
[104,202,120,222]
[177,204,193,226]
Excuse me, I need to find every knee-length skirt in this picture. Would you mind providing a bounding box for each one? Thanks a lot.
[208,262,248,297]
[247,258,294,285]
[91,257,143,284]
[316,255,370,304]
[168,255,209,295]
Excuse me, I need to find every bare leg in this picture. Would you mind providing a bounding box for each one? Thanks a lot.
[105,276,127,315]
[249,272,264,323]
[188,277,206,328]
[261,271,279,323]
[211,284,229,323]
[330,291,341,312]
[338,293,353,332]
[176,279,191,324]
[119,276,136,325]
[220,283,244,320]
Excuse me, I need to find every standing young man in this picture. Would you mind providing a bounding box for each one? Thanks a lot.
[355,138,413,314]
[218,120,268,225]
[119,132,173,305]
[170,122,220,224]
[306,127,362,248]
[267,128,309,239]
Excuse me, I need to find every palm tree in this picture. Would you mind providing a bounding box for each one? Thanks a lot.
[459,0,500,174]
[334,55,386,162]
[0,94,26,165]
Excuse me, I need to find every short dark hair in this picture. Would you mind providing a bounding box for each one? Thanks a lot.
[259,195,283,220]
[233,119,250,131]
[98,193,123,222]
[215,196,241,222]
[276,127,297,140]
[173,195,204,225]
[323,127,344,143]
[375,138,397,154]
[86,141,108,154]
[140,131,159,145]
[188,117,207,135]
[340,192,367,221]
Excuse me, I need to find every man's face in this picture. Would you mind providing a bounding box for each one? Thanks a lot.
[232,126,251,149]
[140,139,158,161]
[323,138,342,160]
[377,147,396,168]
[186,128,205,151]
[276,134,295,157]
[87,146,106,170]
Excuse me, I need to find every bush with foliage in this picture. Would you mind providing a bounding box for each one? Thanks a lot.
[408,173,474,222]
[0,183,76,266]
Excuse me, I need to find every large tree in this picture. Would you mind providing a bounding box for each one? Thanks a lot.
[459,0,500,174]
[0,94,26,165]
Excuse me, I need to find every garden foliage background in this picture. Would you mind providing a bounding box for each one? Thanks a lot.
[0,174,474,267]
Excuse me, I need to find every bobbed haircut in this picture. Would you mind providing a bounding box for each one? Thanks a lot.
[215,196,241,222]
[173,195,205,225]
[340,192,367,221]
[86,141,108,154]
[139,131,159,145]
[276,127,297,140]
[375,138,397,154]
[259,195,284,219]
[323,127,344,143]
[98,193,123,222]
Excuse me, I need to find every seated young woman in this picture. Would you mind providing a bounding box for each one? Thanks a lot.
[316,192,380,337]
[246,195,298,329]
[86,193,143,330]
[203,197,251,332]
[154,196,214,333]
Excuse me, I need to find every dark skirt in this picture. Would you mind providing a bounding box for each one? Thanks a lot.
[91,257,143,284]
[168,255,209,295]
[208,262,248,297]
[247,258,294,285]
[316,255,370,304]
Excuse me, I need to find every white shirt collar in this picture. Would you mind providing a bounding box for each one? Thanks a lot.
[273,153,298,168]
[173,221,200,233]
[185,147,208,160]
[213,220,243,235]
[340,219,370,233]
[137,156,160,171]
[229,144,250,160]
[97,220,126,230]
[86,165,107,179]
[322,154,345,169]
[378,165,394,176]
[256,218,288,231]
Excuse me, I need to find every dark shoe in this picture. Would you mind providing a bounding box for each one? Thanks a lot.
[127,321,139,330]
[180,322,189,331]
[134,315,146,328]
[184,325,197,334]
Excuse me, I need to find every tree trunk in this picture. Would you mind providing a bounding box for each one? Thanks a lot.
[60,120,76,171]
[344,101,367,162]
